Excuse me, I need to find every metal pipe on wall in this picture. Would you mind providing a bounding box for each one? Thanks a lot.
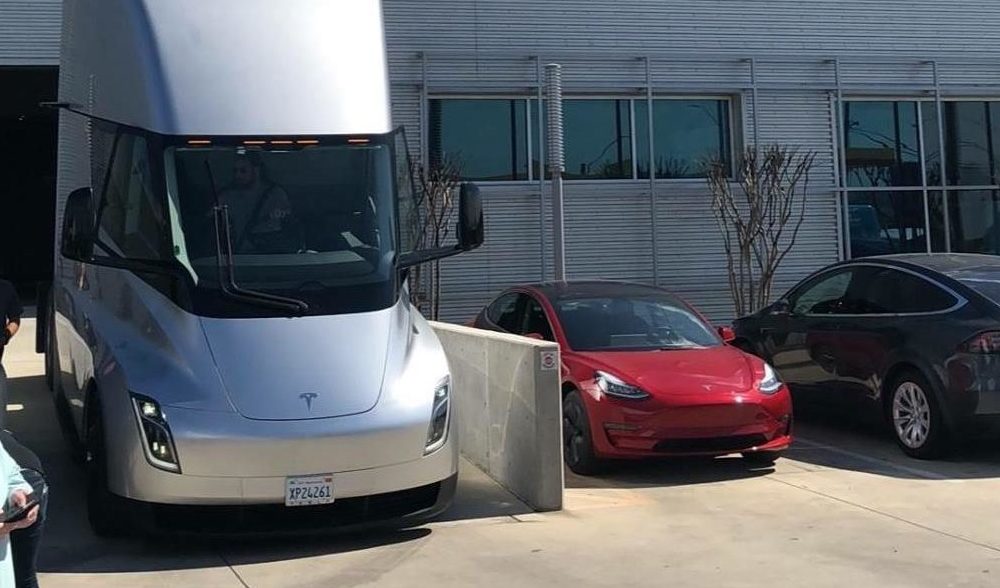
[546,63,567,281]
[646,56,659,285]
[536,57,547,281]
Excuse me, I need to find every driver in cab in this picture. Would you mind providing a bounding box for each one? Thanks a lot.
[218,151,295,253]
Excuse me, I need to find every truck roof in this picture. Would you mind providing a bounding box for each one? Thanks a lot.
[60,0,392,136]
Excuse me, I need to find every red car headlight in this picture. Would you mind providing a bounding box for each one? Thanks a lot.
[759,363,783,395]
[595,371,650,400]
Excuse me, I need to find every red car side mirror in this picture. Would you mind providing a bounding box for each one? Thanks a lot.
[717,326,736,343]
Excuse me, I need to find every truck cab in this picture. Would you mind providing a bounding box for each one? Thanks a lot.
[46,0,482,535]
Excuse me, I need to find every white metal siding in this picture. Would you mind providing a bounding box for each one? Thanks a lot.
[385,0,1000,323]
[12,0,1000,322]
[0,0,60,65]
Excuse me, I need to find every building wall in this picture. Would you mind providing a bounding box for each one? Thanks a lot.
[384,0,1000,322]
[0,0,60,65]
[6,1,1000,320]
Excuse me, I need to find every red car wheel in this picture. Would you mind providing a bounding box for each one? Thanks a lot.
[563,390,605,475]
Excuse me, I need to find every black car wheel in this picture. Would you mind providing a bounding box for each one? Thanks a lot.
[889,370,950,459]
[562,390,604,476]
[86,401,129,537]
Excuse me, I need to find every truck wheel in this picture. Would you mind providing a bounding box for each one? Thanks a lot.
[563,390,605,476]
[889,370,950,460]
[86,401,130,537]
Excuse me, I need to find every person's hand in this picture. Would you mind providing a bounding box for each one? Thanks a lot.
[0,490,39,535]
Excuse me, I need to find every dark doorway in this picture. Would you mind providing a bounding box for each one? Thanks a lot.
[0,67,58,303]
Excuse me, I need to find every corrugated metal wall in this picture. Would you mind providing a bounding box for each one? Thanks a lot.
[9,0,1000,322]
[0,0,60,65]
[383,0,1000,323]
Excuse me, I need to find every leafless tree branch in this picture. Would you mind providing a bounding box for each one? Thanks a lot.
[707,145,816,317]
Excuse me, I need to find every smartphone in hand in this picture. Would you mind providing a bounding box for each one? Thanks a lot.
[2,495,38,524]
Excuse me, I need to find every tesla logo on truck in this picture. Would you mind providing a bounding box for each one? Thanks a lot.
[299,392,319,410]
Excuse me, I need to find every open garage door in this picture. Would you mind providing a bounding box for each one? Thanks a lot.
[0,67,57,304]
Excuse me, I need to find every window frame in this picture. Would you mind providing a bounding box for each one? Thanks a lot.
[486,292,527,334]
[635,95,737,181]
[839,95,1000,260]
[92,125,173,263]
[788,267,859,316]
[519,294,556,342]
[427,96,534,183]
[427,93,738,185]
[790,262,965,318]
[860,266,961,315]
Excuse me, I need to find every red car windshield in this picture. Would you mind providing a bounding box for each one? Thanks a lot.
[555,296,720,352]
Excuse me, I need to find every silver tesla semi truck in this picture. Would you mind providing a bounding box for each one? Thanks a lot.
[41,0,483,536]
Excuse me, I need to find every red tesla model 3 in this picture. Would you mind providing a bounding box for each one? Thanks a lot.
[472,281,793,474]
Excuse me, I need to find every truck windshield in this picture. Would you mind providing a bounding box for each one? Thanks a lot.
[164,137,400,316]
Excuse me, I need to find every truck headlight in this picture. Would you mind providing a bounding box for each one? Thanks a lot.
[759,363,783,395]
[425,377,450,455]
[131,394,181,473]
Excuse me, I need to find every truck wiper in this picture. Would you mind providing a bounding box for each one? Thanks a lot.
[205,162,309,315]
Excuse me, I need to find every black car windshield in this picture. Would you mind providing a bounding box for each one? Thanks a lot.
[554,295,720,351]
[164,138,398,316]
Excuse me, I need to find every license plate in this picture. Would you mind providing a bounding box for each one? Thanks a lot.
[285,474,335,507]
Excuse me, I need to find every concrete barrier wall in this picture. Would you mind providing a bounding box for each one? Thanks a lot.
[432,323,563,512]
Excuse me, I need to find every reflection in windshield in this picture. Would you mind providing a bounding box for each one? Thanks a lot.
[555,296,719,351]
[164,140,399,315]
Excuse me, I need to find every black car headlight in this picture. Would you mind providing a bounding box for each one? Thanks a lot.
[131,394,181,473]
[425,377,450,455]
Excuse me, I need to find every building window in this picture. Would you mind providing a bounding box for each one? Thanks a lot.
[847,191,929,257]
[430,96,734,183]
[635,99,732,179]
[842,99,1000,259]
[843,101,922,187]
[562,99,633,180]
[942,189,1000,254]
[943,102,1000,187]
[429,99,530,181]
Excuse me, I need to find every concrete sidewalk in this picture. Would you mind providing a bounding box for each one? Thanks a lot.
[7,320,1000,587]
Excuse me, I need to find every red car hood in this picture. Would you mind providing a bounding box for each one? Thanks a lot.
[576,346,757,397]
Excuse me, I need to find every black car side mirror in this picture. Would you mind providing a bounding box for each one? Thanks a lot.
[457,183,484,252]
[61,187,96,262]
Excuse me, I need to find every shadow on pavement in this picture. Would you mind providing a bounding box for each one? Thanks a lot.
[565,455,775,490]
[2,373,527,575]
[787,402,1000,481]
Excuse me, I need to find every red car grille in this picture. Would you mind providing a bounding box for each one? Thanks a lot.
[653,434,769,453]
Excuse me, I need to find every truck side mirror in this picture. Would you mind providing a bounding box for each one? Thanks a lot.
[457,183,484,252]
[61,187,96,262]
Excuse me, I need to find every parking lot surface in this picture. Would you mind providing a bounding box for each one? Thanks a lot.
[7,321,1000,587]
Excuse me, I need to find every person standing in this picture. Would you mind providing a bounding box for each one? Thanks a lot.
[0,437,38,588]
[0,281,22,429]
[0,431,44,588]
